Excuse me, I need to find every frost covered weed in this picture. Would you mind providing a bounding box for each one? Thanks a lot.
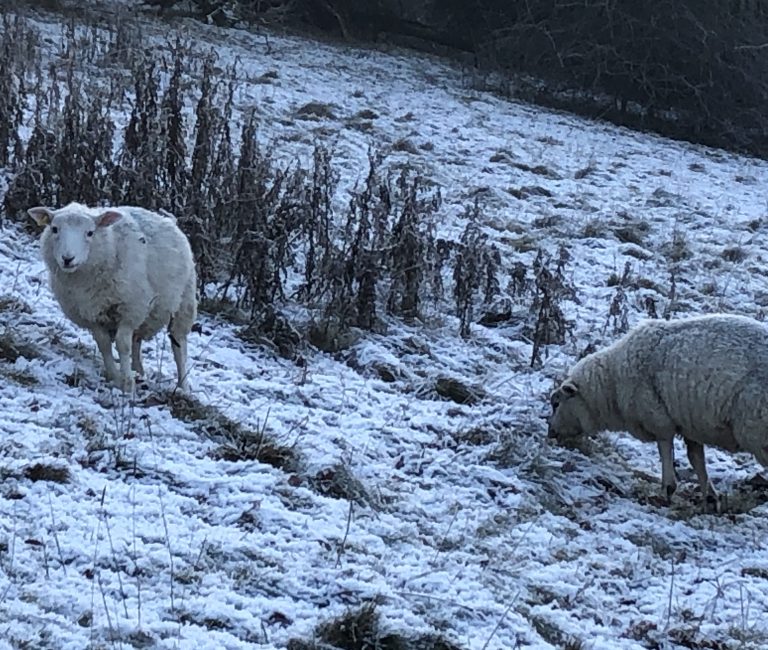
[309,156,445,338]
[453,199,501,338]
[604,261,631,335]
[529,246,576,367]
[0,15,32,182]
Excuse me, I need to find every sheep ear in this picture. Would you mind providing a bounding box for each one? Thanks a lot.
[96,211,122,228]
[560,381,579,398]
[28,206,54,226]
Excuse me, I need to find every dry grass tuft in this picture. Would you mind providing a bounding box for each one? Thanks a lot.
[287,602,464,650]
[165,392,300,471]
[23,463,71,483]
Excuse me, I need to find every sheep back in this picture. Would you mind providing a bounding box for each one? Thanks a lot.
[557,314,768,461]
[125,207,196,340]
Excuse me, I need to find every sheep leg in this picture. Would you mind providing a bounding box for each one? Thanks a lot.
[656,438,677,503]
[685,439,721,513]
[171,336,188,389]
[114,324,135,393]
[131,333,144,376]
[168,321,188,389]
[91,326,120,385]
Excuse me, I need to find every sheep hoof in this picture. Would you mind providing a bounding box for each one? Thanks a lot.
[114,374,135,394]
[702,491,724,514]
[663,482,677,505]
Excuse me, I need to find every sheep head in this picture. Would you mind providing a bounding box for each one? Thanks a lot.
[29,205,122,273]
[547,380,596,440]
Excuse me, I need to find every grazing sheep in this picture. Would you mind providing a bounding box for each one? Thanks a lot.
[29,202,197,393]
[548,314,768,510]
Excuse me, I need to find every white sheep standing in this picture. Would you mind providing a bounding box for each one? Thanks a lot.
[29,202,197,393]
[548,313,768,510]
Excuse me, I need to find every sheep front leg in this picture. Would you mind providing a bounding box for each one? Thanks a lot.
[114,324,135,393]
[91,327,120,386]
[685,439,721,513]
[656,438,677,503]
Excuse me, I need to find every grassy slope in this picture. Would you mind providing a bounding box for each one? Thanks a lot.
[0,3,768,650]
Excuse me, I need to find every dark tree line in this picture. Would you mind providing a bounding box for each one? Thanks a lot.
[143,0,768,158]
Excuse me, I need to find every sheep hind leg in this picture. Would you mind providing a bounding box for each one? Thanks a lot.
[131,333,144,376]
[751,445,768,486]
[168,317,189,390]
[752,443,768,470]
[656,438,677,504]
[685,439,722,513]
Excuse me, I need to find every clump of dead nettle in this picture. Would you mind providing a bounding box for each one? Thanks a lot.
[1,14,583,360]
[529,245,577,367]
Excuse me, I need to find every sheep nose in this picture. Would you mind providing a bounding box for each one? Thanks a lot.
[62,255,74,267]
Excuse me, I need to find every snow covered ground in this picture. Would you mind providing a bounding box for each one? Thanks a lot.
[1,3,768,649]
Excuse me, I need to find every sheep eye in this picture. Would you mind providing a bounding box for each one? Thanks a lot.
[51,226,58,234]
[86,230,94,237]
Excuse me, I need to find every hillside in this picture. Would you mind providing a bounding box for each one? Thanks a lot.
[1,3,768,649]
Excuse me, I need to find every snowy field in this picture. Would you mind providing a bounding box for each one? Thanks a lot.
[1,3,768,649]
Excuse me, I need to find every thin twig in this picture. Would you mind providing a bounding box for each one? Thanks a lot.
[103,505,129,619]
[481,591,521,650]
[97,572,117,650]
[432,507,461,565]
[335,500,354,568]
[131,483,142,629]
[47,491,67,575]
[158,487,175,613]
[663,554,676,632]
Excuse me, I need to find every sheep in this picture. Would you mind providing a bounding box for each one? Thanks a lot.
[547,313,768,510]
[29,202,197,393]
